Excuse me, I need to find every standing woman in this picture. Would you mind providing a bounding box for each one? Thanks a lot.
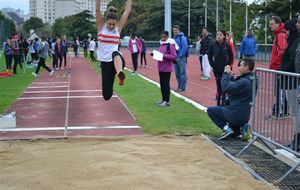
[96,0,132,101]
[128,32,142,74]
[226,32,236,68]
[3,39,12,71]
[208,30,233,106]
[155,31,177,107]
[55,38,63,70]
[61,35,68,68]
[73,37,80,58]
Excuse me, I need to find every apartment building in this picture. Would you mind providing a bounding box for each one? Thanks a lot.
[29,0,112,24]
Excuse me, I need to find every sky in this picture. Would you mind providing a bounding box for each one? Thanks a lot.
[0,0,29,14]
[0,0,255,15]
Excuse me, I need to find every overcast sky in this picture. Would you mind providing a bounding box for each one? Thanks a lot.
[0,0,29,14]
[0,0,254,15]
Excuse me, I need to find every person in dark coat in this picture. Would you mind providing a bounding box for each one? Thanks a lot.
[208,30,233,106]
[207,58,256,140]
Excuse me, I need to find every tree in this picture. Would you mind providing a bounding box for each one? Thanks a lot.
[0,11,16,42]
[64,10,97,40]
[52,18,68,38]
[22,17,44,35]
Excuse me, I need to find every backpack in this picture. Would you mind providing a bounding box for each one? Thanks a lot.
[178,35,189,58]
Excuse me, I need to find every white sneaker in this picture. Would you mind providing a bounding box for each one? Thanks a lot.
[50,70,54,77]
[32,72,37,77]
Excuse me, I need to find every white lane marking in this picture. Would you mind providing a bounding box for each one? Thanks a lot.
[124,68,208,112]
[28,86,68,88]
[32,82,68,84]
[0,126,141,132]
[24,90,102,93]
[18,95,117,100]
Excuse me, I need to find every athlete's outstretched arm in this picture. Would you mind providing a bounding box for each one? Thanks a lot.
[96,0,104,31]
[118,0,132,33]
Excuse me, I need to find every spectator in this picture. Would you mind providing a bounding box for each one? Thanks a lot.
[89,38,96,62]
[28,40,37,65]
[288,15,300,151]
[226,32,236,68]
[207,59,256,140]
[32,36,54,77]
[55,38,63,70]
[173,25,188,92]
[128,32,142,75]
[10,34,22,75]
[200,27,214,80]
[268,16,289,119]
[140,36,147,68]
[61,35,68,67]
[240,30,256,59]
[208,30,233,106]
[3,39,12,71]
[73,37,80,58]
[51,38,58,70]
[153,31,177,107]
[196,34,203,76]
[83,39,89,57]
[22,38,29,64]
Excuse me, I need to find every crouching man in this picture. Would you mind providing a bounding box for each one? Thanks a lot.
[207,58,256,140]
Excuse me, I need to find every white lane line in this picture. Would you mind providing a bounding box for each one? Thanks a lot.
[28,86,68,88]
[18,95,117,100]
[124,68,208,112]
[32,82,68,84]
[0,126,142,132]
[24,90,102,93]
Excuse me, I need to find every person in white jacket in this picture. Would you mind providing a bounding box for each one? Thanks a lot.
[89,38,96,62]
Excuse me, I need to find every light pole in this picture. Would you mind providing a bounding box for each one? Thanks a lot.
[229,0,232,32]
[245,1,248,32]
[216,0,219,31]
[204,0,207,27]
[289,0,292,19]
[164,0,172,35]
[188,0,191,37]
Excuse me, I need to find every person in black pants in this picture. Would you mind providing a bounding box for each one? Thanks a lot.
[128,33,142,74]
[154,31,177,107]
[208,30,233,106]
[140,37,147,67]
[10,35,21,74]
[32,36,54,77]
[101,52,125,100]
[3,39,12,71]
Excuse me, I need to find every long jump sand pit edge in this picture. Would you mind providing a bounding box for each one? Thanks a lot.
[0,135,276,190]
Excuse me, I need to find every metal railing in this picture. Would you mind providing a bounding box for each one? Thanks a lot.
[237,68,300,183]
[121,41,272,62]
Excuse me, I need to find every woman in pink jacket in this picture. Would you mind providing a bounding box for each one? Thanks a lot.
[128,32,142,74]
[153,31,177,107]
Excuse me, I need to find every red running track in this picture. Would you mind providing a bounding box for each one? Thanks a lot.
[0,55,143,140]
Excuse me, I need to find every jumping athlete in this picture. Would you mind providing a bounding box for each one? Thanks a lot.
[96,0,132,101]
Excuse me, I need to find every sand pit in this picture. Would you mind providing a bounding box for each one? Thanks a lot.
[0,136,276,190]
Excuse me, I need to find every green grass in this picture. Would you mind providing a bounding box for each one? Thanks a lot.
[87,58,220,136]
[0,55,36,113]
[0,55,50,114]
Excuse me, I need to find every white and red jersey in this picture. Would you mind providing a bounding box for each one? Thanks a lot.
[97,24,120,62]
